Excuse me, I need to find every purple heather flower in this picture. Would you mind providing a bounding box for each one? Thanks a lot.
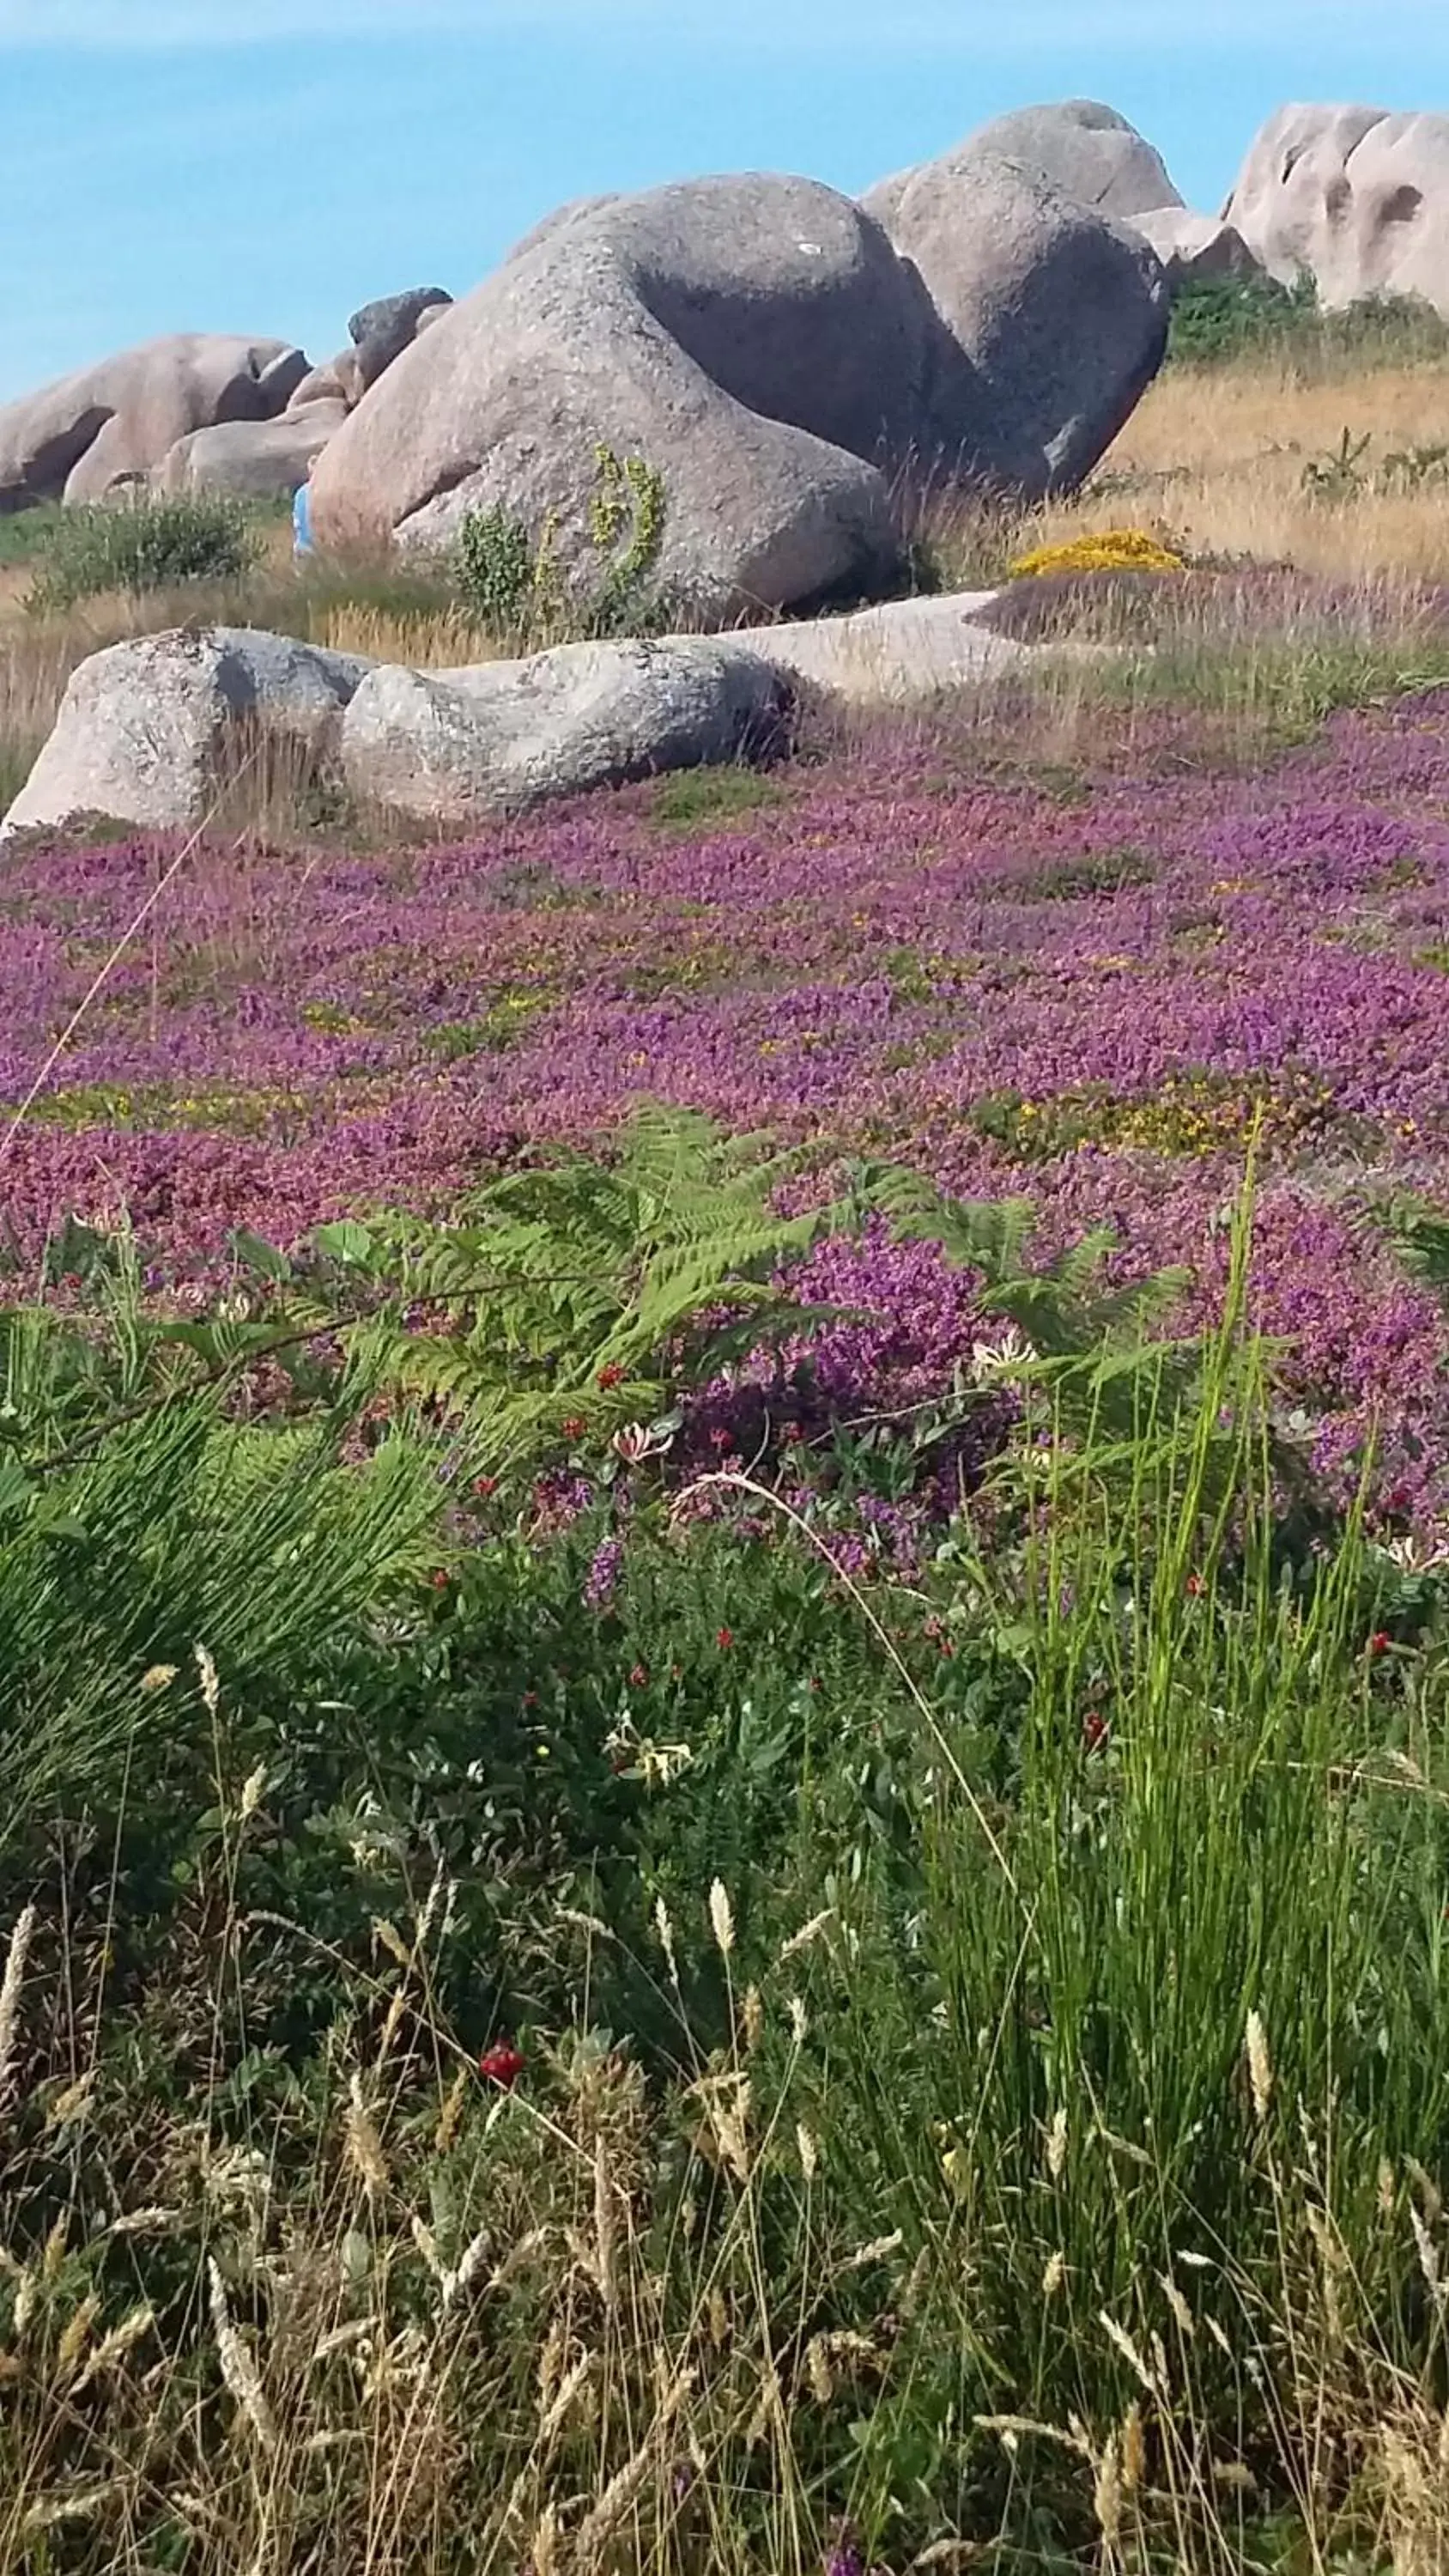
[11,689,1449,1535]
[583,1534,625,1611]
[825,2526,867,2576]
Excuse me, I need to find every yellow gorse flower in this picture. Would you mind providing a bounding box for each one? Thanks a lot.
[1008,527,1187,580]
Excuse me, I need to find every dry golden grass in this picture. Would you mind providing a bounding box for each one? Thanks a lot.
[1027,358,1449,581]
[313,601,500,667]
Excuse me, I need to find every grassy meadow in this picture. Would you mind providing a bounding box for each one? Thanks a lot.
[6,287,1449,2576]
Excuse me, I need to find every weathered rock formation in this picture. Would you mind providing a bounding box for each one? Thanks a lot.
[0,335,307,510]
[1223,105,1449,315]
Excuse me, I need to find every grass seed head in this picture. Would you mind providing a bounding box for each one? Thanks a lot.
[439,2227,491,2314]
[345,2070,388,2195]
[779,1907,834,1962]
[0,1901,37,2105]
[55,2293,100,2379]
[708,1879,735,1961]
[207,2257,277,2450]
[72,2303,155,2392]
[1245,2008,1273,2123]
[1094,2432,1123,2549]
[1121,2403,1146,2496]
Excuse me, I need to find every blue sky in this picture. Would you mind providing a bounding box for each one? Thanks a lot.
[3,1,1446,403]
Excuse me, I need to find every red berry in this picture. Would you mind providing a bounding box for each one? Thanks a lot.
[478,2041,525,2089]
[629,1662,650,1687]
[1369,1631,1391,1658]
[429,1568,449,1589]
[597,1364,625,1391]
[716,1626,734,1650]
[1082,1710,1110,1752]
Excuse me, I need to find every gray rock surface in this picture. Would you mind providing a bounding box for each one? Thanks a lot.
[310,174,919,619]
[754,590,1028,704]
[348,286,454,390]
[1222,104,1449,315]
[0,628,373,841]
[153,402,348,500]
[340,635,791,823]
[863,144,1171,494]
[285,351,361,412]
[0,335,309,509]
[962,100,1185,220]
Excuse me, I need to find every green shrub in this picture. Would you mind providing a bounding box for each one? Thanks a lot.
[1167,269,1321,365]
[24,493,263,611]
[1167,270,1449,374]
[0,501,66,568]
[454,501,541,636]
[454,444,669,647]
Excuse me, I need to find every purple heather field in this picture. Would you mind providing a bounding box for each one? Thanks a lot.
[5,690,1449,1530]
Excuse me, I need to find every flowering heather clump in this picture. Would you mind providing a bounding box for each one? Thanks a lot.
[9,691,1449,1525]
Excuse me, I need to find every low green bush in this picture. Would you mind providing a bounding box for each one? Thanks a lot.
[1168,270,1449,374]
[0,502,67,568]
[24,491,264,611]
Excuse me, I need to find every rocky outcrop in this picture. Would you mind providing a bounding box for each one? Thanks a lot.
[0,629,373,841]
[309,165,1167,617]
[0,336,308,510]
[309,175,923,619]
[2,586,1058,843]
[1223,105,1449,315]
[340,635,791,824]
[755,590,1030,703]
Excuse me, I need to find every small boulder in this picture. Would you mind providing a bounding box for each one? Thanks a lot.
[0,334,310,509]
[154,402,348,500]
[347,286,453,390]
[1129,206,1264,288]
[340,635,791,824]
[1223,103,1449,316]
[286,351,361,411]
[1,628,373,841]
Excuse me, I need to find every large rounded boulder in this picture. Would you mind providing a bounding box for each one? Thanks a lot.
[308,173,925,622]
[0,334,308,510]
[310,164,1167,614]
[1223,105,1449,315]
[962,98,1184,221]
[862,144,1170,495]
